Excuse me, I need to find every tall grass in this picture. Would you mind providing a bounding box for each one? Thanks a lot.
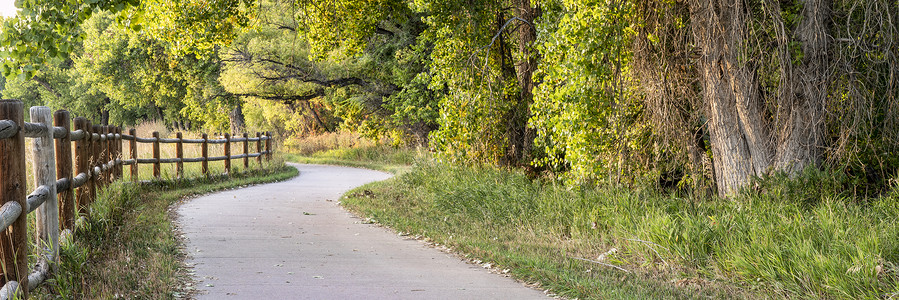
[284,131,376,155]
[127,122,278,181]
[342,162,899,299]
[283,132,423,173]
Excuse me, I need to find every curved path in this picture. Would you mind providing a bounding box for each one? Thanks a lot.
[177,164,547,299]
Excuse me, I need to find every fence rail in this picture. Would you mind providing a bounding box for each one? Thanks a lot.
[0,100,273,298]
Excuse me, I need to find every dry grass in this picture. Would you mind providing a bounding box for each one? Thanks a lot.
[126,123,273,181]
[284,131,378,155]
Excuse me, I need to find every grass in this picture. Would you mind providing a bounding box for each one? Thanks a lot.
[31,164,298,299]
[284,142,424,174]
[339,161,899,299]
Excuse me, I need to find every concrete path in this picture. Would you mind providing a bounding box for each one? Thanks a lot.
[177,164,548,299]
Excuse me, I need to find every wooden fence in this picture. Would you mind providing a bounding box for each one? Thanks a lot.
[0,100,273,298]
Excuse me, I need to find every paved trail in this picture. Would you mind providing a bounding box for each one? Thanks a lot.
[177,164,547,299]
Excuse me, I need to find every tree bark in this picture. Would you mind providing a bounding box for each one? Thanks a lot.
[773,0,829,173]
[690,0,772,196]
[229,103,246,134]
[690,0,830,196]
[302,101,329,132]
[509,0,540,165]
[100,97,110,125]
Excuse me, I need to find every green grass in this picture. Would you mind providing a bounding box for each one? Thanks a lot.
[284,144,424,174]
[340,162,899,299]
[31,164,298,299]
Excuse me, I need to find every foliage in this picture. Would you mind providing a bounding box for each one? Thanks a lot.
[296,0,406,59]
[418,0,530,164]
[0,0,137,79]
[531,0,649,184]
[220,0,438,145]
[137,0,255,57]
[2,9,236,129]
[74,11,188,124]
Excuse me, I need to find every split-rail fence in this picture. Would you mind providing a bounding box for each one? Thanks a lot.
[0,99,273,298]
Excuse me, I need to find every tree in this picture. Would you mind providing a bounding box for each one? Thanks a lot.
[0,0,137,79]
[530,0,648,184]
[219,0,438,144]
[687,0,829,196]
[417,0,541,165]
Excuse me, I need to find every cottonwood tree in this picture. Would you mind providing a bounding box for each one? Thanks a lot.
[220,0,438,144]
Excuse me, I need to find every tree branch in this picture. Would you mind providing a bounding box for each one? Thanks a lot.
[375,26,394,36]
[230,90,325,103]
[31,77,62,98]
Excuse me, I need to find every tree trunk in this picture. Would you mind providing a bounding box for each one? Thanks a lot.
[229,103,246,134]
[773,0,829,173]
[690,0,773,196]
[493,9,529,165]
[690,0,830,196]
[303,101,329,132]
[509,0,539,164]
[101,97,110,125]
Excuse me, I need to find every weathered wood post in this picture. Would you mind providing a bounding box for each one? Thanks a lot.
[256,132,262,167]
[152,131,161,179]
[0,100,28,292]
[129,128,138,182]
[87,122,98,209]
[31,106,59,268]
[115,127,123,180]
[224,133,231,175]
[55,110,74,230]
[103,126,111,185]
[106,126,114,184]
[176,132,184,179]
[243,133,249,170]
[201,133,209,176]
[91,124,101,192]
[265,131,272,160]
[74,118,91,216]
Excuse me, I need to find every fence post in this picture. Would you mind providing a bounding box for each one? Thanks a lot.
[129,128,138,182]
[99,126,106,185]
[224,133,231,175]
[176,132,183,179]
[31,106,59,269]
[265,131,272,160]
[104,126,113,184]
[55,111,74,231]
[243,133,249,169]
[87,123,98,211]
[256,132,262,167]
[0,100,28,292]
[74,118,90,217]
[91,124,101,193]
[152,131,160,179]
[115,127,123,180]
[202,133,209,176]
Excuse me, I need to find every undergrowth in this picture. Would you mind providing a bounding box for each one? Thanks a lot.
[341,161,899,299]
